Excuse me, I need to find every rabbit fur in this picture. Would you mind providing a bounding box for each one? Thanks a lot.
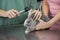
[24,9,50,34]
[24,1,50,34]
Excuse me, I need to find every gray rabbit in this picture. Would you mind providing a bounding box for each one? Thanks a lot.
[24,9,50,34]
[24,9,39,34]
[24,1,50,34]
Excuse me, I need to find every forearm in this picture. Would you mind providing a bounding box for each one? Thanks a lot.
[48,12,60,25]
[0,10,6,16]
[42,0,49,17]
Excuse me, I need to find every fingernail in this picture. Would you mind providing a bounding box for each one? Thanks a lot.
[36,28,39,30]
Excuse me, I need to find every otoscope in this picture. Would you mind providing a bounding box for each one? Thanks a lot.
[19,7,30,13]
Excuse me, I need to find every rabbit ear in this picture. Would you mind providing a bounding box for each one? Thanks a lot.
[28,9,33,17]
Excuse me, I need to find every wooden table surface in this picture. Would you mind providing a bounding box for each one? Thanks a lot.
[24,30,60,40]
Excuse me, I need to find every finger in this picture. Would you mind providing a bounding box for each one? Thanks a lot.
[8,15,12,18]
[35,25,42,30]
[34,26,40,30]
[38,14,40,21]
[33,11,38,20]
[38,12,41,21]
[11,9,20,16]
[38,12,42,21]
[10,10,16,17]
[34,13,39,21]
[7,13,12,18]
[9,11,15,18]
[34,11,40,21]
[36,11,41,20]
[35,28,40,30]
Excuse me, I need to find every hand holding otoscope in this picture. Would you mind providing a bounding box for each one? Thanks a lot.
[0,7,30,18]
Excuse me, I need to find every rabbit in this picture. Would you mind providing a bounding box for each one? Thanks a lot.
[24,1,50,34]
[24,9,39,34]
[24,9,50,34]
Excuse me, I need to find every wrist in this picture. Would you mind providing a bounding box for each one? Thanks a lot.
[0,10,6,17]
[47,21,52,27]
[47,21,52,28]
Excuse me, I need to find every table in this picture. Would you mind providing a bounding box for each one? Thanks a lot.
[0,26,60,40]
[24,30,60,40]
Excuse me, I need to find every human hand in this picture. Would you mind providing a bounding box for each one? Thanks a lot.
[35,19,51,30]
[1,9,20,18]
[32,10,42,21]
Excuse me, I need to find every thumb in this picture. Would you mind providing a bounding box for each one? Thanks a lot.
[34,23,40,30]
